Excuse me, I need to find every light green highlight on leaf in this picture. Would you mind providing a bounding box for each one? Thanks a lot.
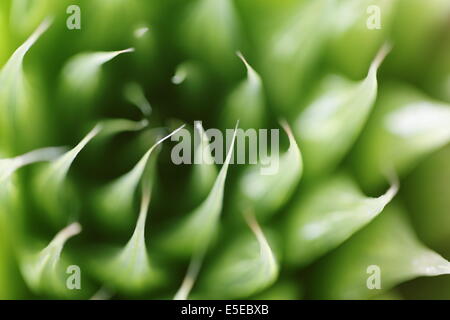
[33,125,101,226]
[61,48,134,102]
[198,210,278,298]
[0,18,51,154]
[354,83,450,189]
[20,222,82,295]
[97,118,149,140]
[239,120,302,220]
[101,185,159,293]
[188,122,218,206]
[174,246,206,300]
[172,64,189,85]
[295,43,390,178]
[93,125,185,232]
[2,17,51,70]
[221,52,265,129]
[285,173,398,267]
[310,203,450,299]
[9,0,57,37]
[181,0,239,76]
[262,0,334,115]
[92,127,185,293]
[328,0,397,79]
[0,147,65,183]
[90,287,113,300]
[38,125,101,187]
[134,26,149,38]
[123,82,152,116]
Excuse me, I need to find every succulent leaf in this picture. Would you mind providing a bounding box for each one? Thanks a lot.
[187,122,218,206]
[353,83,450,189]
[221,52,265,129]
[197,211,278,299]
[238,120,302,221]
[20,222,82,296]
[0,18,51,155]
[33,125,101,227]
[92,125,185,232]
[284,173,398,267]
[159,123,239,258]
[89,127,185,294]
[309,203,450,299]
[295,44,390,178]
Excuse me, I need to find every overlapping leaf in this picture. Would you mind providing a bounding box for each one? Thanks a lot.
[60,48,134,105]
[196,212,278,299]
[353,83,450,189]
[92,125,184,233]
[92,187,162,294]
[90,128,184,294]
[309,203,450,299]
[33,125,101,227]
[328,0,397,79]
[187,122,218,207]
[284,173,397,267]
[159,123,238,258]
[221,52,265,129]
[388,0,450,81]
[20,222,83,297]
[261,0,335,115]
[295,44,390,178]
[237,121,302,221]
[0,19,51,155]
[181,0,240,77]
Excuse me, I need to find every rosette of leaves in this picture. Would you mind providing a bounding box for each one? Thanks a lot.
[0,0,450,300]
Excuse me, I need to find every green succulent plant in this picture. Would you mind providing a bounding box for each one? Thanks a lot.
[1,0,450,300]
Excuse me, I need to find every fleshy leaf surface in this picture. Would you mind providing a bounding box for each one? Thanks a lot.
[187,122,218,207]
[238,120,302,220]
[92,125,185,232]
[98,185,161,293]
[328,0,397,79]
[91,127,184,293]
[159,123,239,258]
[0,18,51,155]
[285,173,397,267]
[33,125,101,226]
[197,211,278,299]
[309,203,450,299]
[295,44,390,178]
[123,82,152,116]
[0,147,65,184]
[353,83,450,189]
[61,48,134,91]
[221,52,265,129]
[20,222,82,296]
[261,0,334,115]
[181,0,240,77]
